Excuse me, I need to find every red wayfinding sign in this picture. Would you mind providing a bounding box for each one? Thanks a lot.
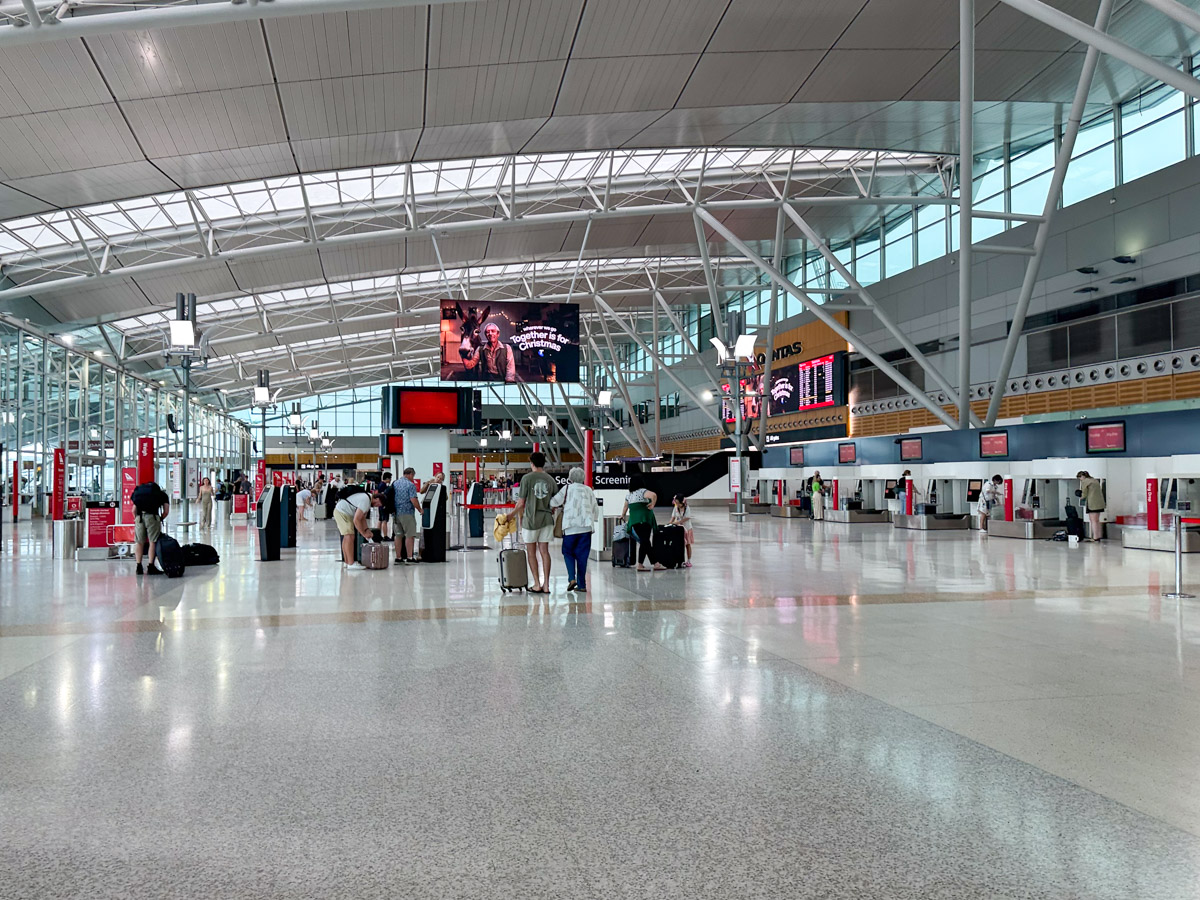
[272,470,283,487]
[121,467,136,523]
[255,459,266,500]
[11,460,17,521]
[86,505,117,548]
[1147,478,1159,531]
[233,494,249,515]
[1004,478,1015,522]
[137,437,154,485]
[52,447,66,520]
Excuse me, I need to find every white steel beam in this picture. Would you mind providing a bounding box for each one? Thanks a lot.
[0,0,478,48]
[696,207,962,431]
[958,0,974,430]
[1140,0,1200,36]
[985,0,1115,426]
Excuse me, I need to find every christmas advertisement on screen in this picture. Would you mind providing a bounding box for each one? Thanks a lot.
[439,300,580,383]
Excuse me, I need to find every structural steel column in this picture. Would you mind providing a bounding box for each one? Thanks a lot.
[984,0,1114,426]
[758,206,785,449]
[958,0,974,430]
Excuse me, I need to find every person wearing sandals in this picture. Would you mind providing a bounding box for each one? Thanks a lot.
[506,451,558,593]
[621,475,665,571]
[550,467,599,592]
[669,493,694,567]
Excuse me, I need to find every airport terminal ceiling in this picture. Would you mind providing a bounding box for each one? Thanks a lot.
[2,0,1199,407]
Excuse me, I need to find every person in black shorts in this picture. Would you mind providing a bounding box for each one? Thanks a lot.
[378,472,395,540]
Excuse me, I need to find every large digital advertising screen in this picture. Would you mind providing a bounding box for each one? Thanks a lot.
[439,300,580,383]
[767,351,848,416]
[381,387,478,430]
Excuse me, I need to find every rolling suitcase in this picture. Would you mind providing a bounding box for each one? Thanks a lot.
[655,525,685,569]
[154,534,186,578]
[359,541,390,569]
[611,537,633,568]
[499,548,528,591]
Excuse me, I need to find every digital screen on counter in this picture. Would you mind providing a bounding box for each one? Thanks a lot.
[899,438,923,461]
[979,431,1009,458]
[1086,421,1125,453]
[838,442,856,464]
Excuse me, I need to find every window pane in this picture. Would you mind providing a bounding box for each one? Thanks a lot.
[1122,110,1185,183]
[856,250,880,286]
[918,222,945,265]
[1027,328,1068,374]
[1063,144,1115,207]
[1010,171,1052,217]
[1074,111,1114,156]
[885,233,912,278]
[1117,306,1171,357]
[1068,318,1116,366]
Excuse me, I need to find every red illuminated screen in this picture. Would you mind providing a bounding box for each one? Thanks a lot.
[979,431,1008,458]
[398,390,459,426]
[1086,422,1125,453]
[838,442,856,463]
[789,447,804,466]
[385,434,404,455]
[899,438,922,461]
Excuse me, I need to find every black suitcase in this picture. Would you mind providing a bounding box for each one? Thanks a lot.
[916,503,937,515]
[155,534,186,578]
[655,525,685,569]
[181,542,220,566]
[845,499,863,510]
[611,537,633,568]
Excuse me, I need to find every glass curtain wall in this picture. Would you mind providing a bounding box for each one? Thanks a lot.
[0,319,250,516]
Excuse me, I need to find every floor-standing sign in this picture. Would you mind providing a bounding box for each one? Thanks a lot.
[85,502,118,548]
[10,460,16,522]
[1004,478,1015,522]
[584,429,594,487]
[831,479,839,512]
[121,468,136,523]
[255,459,266,501]
[1146,477,1159,531]
[51,447,66,520]
[137,437,154,485]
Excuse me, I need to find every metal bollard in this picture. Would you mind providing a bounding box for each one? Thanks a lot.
[1164,518,1195,599]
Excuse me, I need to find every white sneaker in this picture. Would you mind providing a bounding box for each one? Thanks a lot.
[346,562,366,571]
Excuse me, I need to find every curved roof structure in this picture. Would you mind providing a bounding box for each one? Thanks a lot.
[1,0,1197,405]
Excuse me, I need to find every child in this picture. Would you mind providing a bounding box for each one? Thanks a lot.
[669,494,694,567]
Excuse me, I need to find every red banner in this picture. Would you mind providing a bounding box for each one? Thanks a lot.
[233,494,249,515]
[831,479,839,512]
[52,447,66,520]
[1004,478,1015,522]
[121,467,136,523]
[255,459,266,500]
[86,504,117,548]
[1147,478,1159,531]
[65,496,83,516]
[137,437,154,485]
[432,462,444,476]
[272,470,283,487]
[11,460,16,521]
[584,429,594,487]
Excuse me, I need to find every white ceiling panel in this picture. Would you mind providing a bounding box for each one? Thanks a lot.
[523,111,666,153]
[123,87,288,157]
[429,0,582,68]
[573,0,728,57]
[425,62,565,127]
[228,249,326,293]
[0,184,55,219]
[710,0,863,52]
[279,73,425,140]
[975,0,1102,52]
[633,214,705,249]
[838,0,977,50]
[87,22,272,100]
[559,217,650,254]
[266,7,427,81]
[38,278,150,323]
[1107,0,1198,59]
[292,132,423,172]
[0,105,143,179]
[794,50,946,102]
[404,232,491,270]
[413,119,547,161]
[7,161,179,207]
[555,55,698,116]
[482,221,571,260]
[0,42,108,116]
[722,101,891,148]
[214,334,278,358]
[1011,52,1155,107]
[318,242,407,280]
[907,50,1066,103]
[133,261,240,306]
[154,144,299,188]
[678,51,824,108]
[630,104,781,148]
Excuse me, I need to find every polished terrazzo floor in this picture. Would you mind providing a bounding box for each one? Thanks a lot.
[3,511,1200,898]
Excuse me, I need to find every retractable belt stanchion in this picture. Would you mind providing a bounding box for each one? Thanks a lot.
[458,500,516,552]
[1164,517,1199,599]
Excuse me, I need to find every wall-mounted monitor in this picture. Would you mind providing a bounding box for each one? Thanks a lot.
[767,351,848,416]
[439,299,580,383]
[1086,421,1126,453]
[789,446,804,466]
[382,387,475,429]
[899,438,923,461]
[381,434,405,456]
[838,441,856,464]
[883,479,898,499]
[979,431,1009,458]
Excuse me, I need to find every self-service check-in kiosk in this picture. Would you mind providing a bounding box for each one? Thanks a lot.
[892,474,973,531]
[278,484,297,548]
[825,477,891,523]
[465,481,485,538]
[257,485,281,561]
[988,474,1098,540]
[420,482,449,562]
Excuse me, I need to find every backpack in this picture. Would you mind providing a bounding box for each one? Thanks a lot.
[338,484,367,502]
[131,482,166,515]
[181,543,220,566]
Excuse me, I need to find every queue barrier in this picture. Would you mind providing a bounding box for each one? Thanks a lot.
[1166,517,1200,599]
[450,500,518,552]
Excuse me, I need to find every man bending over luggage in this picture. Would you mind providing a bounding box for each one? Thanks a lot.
[131,480,170,576]
[334,488,384,570]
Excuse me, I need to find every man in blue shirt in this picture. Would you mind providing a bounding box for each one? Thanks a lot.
[392,467,423,565]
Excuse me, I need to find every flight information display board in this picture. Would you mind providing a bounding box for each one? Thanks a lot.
[1086,421,1125,453]
[767,351,847,416]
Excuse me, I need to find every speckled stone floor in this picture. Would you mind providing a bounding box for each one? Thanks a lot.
[3,511,1200,898]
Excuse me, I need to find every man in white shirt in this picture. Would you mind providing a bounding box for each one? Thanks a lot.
[334,489,383,569]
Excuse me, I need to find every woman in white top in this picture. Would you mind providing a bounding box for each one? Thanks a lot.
[550,467,599,592]
[668,493,694,567]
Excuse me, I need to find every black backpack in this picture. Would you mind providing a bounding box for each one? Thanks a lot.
[337,484,367,502]
[182,543,220,566]
[131,482,166,514]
